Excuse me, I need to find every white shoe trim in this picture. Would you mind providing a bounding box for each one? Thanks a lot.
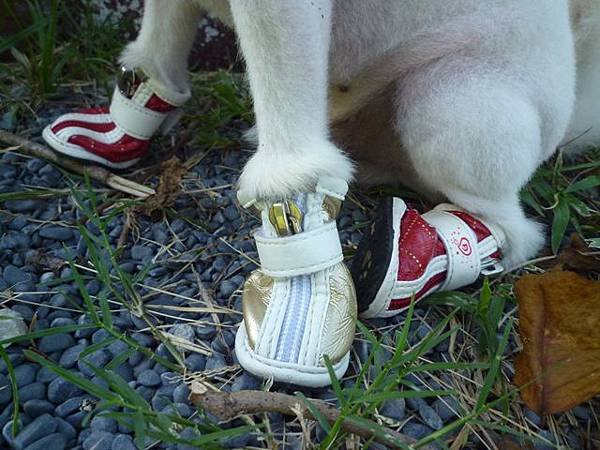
[109,87,168,140]
[235,322,349,387]
[421,209,481,291]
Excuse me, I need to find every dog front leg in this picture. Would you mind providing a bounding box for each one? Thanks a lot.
[230,1,356,387]
[230,0,354,199]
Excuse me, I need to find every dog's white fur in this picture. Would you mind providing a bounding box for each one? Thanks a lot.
[120,0,600,267]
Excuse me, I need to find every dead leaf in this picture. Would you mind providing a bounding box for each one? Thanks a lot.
[514,270,600,415]
[554,234,600,273]
[140,156,187,215]
[25,250,66,273]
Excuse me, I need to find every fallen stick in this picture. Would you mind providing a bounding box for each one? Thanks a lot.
[0,130,155,198]
[191,388,434,449]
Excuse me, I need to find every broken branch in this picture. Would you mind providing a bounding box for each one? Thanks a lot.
[191,388,433,449]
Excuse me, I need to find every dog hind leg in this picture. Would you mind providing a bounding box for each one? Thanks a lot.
[396,73,548,269]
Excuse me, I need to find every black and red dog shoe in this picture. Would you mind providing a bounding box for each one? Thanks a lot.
[352,197,506,318]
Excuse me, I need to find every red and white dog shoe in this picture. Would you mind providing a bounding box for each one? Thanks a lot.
[352,197,506,318]
[42,68,190,169]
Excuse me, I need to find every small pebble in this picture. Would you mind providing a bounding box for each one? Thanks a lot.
[131,245,153,262]
[36,367,58,383]
[432,397,460,422]
[205,353,227,371]
[59,344,87,369]
[18,382,46,403]
[169,324,195,343]
[55,418,77,440]
[418,402,443,430]
[82,431,115,450]
[184,354,206,372]
[23,400,54,418]
[402,422,434,440]
[90,416,117,434]
[380,398,406,421]
[13,413,57,449]
[524,408,543,427]
[38,334,76,353]
[77,350,111,377]
[173,384,190,403]
[39,226,73,242]
[2,265,31,286]
[138,369,161,387]
[14,364,37,388]
[47,378,83,404]
[112,434,136,450]
[231,373,261,392]
[55,396,86,418]
[22,433,67,450]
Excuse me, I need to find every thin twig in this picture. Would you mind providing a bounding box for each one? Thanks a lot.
[190,388,434,449]
[0,130,155,198]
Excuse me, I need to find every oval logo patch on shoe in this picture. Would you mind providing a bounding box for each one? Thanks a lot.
[458,237,472,256]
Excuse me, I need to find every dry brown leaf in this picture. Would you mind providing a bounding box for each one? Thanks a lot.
[140,156,187,215]
[25,250,67,273]
[514,270,600,415]
[554,233,600,273]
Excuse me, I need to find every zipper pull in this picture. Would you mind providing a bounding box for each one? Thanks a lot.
[269,200,303,237]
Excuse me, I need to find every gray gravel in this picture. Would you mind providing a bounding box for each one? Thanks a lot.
[0,103,592,450]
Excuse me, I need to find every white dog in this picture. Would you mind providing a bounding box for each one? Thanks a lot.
[44,0,600,386]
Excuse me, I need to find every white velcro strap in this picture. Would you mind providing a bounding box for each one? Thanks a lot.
[422,210,481,291]
[255,221,343,278]
[109,87,167,140]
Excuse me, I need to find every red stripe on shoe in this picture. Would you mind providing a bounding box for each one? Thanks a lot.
[77,107,109,114]
[389,271,447,310]
[449,210,491,242]
[52,121,116,134]
[145,94,176,113]
[67,135,150,163]
[397,210,445,282]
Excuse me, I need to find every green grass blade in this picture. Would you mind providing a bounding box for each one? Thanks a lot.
[0,324,95,347]
[551,197,570,254]
[295,392,331,434]
[565,174,600,193]
[24,350,120,403]
[0,346,20,437]
[475,319,512,411]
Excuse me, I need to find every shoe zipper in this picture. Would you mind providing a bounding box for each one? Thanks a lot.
[271,195,313,363]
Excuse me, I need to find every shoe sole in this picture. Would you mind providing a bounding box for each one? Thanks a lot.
[235,323,350,388]
[352,197,406,318]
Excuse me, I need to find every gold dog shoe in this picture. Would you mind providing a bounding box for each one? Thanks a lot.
[234,177,357,387]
